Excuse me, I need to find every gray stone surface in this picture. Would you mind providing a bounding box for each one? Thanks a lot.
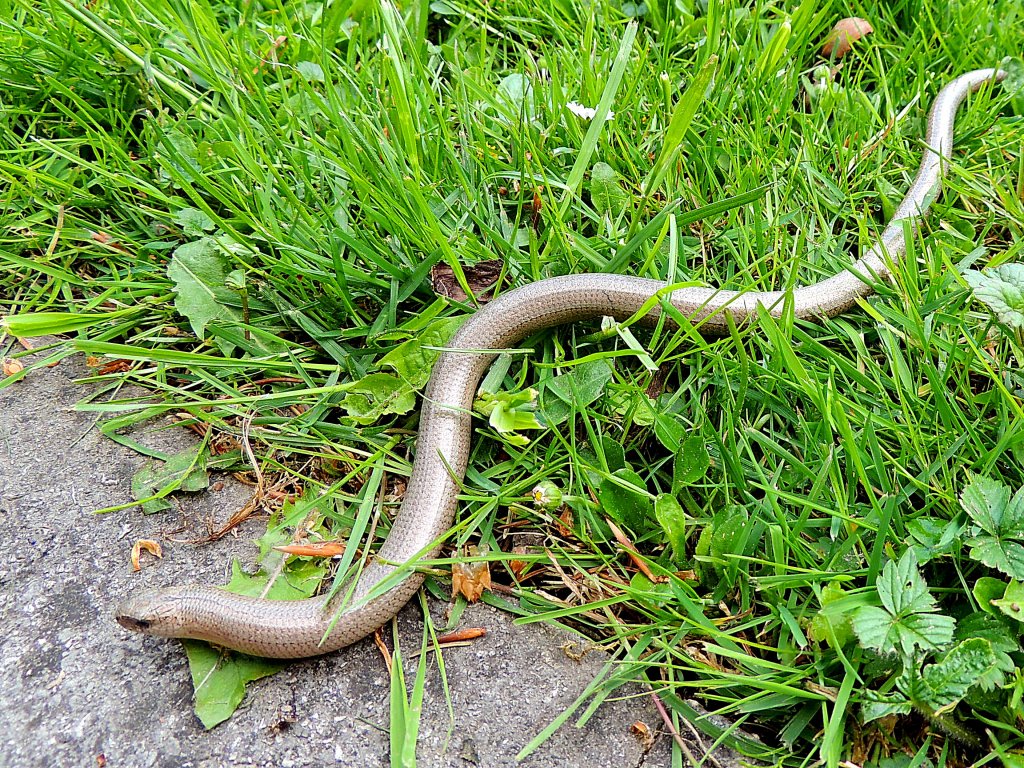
[0,345,716,768]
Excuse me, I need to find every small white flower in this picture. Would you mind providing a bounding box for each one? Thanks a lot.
[566,101,614,121]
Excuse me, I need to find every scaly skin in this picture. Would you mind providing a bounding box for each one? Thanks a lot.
[117,68,1007,659]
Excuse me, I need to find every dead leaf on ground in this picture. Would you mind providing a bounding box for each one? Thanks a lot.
[630,721,655,750]
[509,545,531,579]
[821,17,872,59]
[131,539,163,571]
[436,627,487,644]
[452,546,491,602]
[430,259,504,302]
[273,541,346,558]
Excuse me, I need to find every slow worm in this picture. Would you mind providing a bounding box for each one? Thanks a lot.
[117,68,1006,658]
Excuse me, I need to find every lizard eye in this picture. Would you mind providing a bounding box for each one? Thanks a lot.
[116,616,152,632]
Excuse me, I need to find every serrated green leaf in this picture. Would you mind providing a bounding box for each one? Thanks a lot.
[964,264,1024,329]
[961,475,1024,536]
[168,237,243,341]
[173,206,216,236]
[378,317,463,389]
[953,612,1017,690]
[852,551,955,655]
[590,162,629,215]
[339,373,417,423]
[919,638,1002,711]
[877,549,939,615]
[968,535,1024,579]
[960,476,1024,577]
[859,690,912,723]
[654,493,687,563]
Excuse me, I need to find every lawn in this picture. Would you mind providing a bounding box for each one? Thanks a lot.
[3,0,1024,765]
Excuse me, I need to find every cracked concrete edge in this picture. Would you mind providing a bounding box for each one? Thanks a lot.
[0,340,753,767]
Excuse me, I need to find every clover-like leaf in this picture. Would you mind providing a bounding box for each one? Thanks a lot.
[852,551,955,656]
[961,475,1024,578]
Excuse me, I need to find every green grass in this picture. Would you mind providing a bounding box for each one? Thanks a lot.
[3,0,1024,765]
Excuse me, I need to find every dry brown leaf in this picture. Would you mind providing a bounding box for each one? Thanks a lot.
[130,539,163,571]
[436,627,487,644]
[452,547,491,602]
[554,505,574,539]
[96,359,132,375]
[509,545,531,579]
[822,17,872,59]
[630,721,655,750]
[272,541,346,558]
[430,259,504,302]
[2,358,24,376]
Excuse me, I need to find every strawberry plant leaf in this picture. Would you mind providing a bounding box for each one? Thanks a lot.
[919,638,1003,711]
[961,475,1024,578]
[852,551,955,655]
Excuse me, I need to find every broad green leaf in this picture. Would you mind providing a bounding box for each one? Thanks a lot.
[539,360,614,426]
[967,536,1024,580]
[654,493,688,563]
[906,516,964,563]
[295,61,325,82]
[598,467,652,532]
[809,582,856,649]
[694,504,748,582]
[340,373,417,423]
[853,607,955,657]
[919,638,1002,710]
[496,73,534,119]
[131,446,209,515]
[173,206,216,236]
[991,579,1024,623]
[964,264,1024,329]
[973,576,1009,614]
[168,237,243,341]
[952,612,1016,690]
[224,557,326,601]
[183,642,284,729]
[628,572,674,609]
[590,162,629,215]
[378,316,463,389]
[877,549,940,615]
[672,435,710,492]
[185,552,327,728]
[653,413,687,452]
